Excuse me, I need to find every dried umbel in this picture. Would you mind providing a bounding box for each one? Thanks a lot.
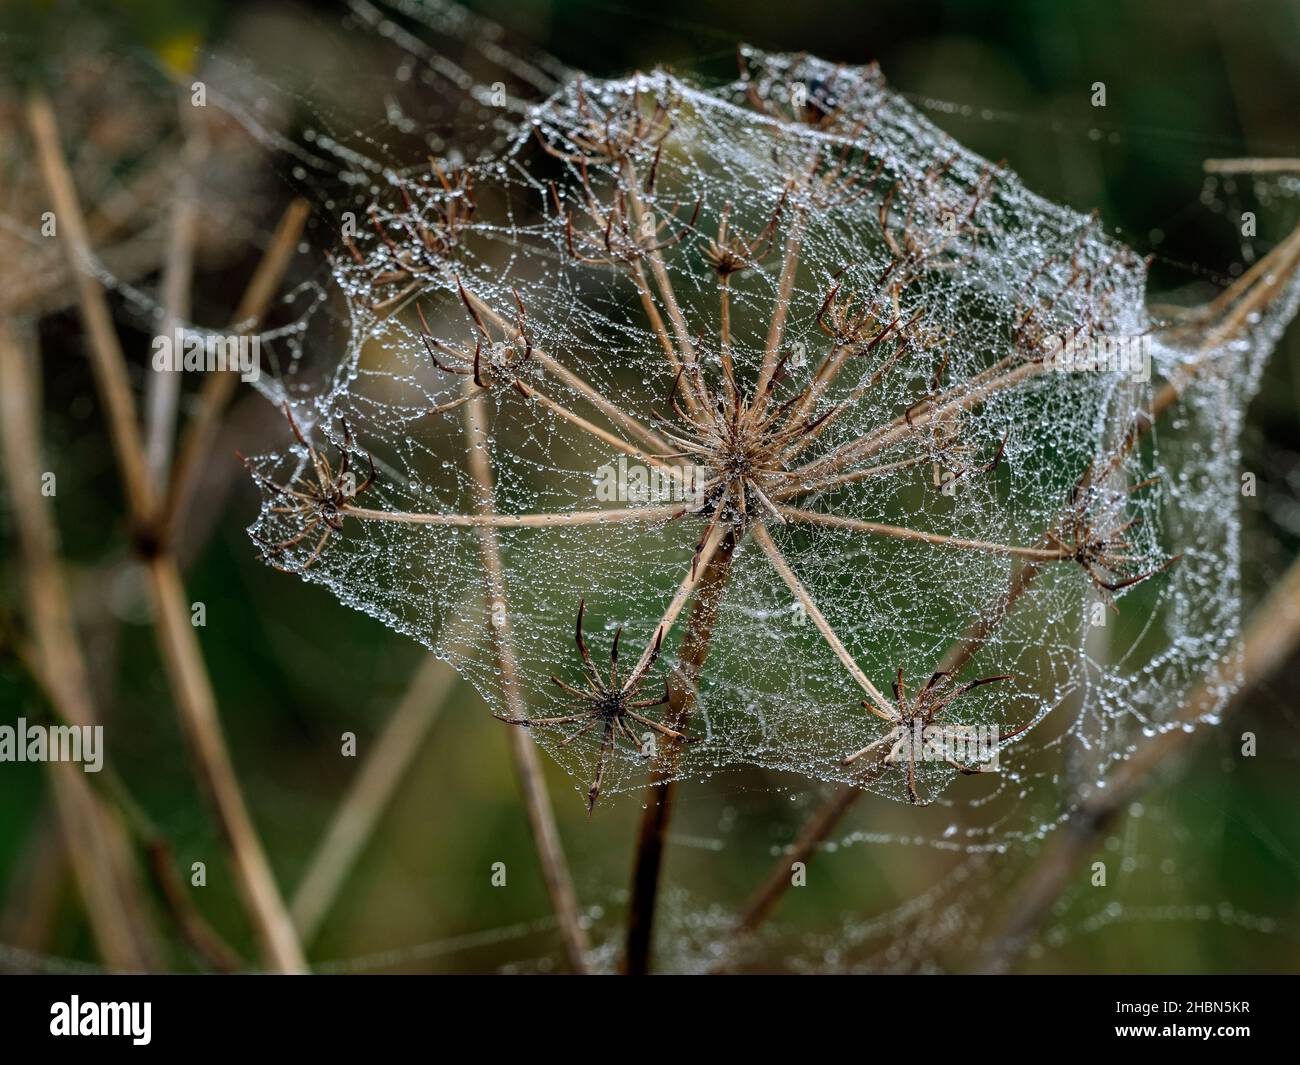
[246,49,1254,827]
[245,405,376,572]
[497,599,678,814]
[843,669,1020,805]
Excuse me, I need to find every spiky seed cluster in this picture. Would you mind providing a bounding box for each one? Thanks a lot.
[247,52,1175,807]
[845,669,1019,805]
[497,600,678,813]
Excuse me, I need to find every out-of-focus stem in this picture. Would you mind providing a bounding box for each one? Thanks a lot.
[164,198,310,540]
[145,100,206,489]
[3,607,246,973]
[973,551,1300,973]
[0,318,162,971]
[291,651,458,944]
[1204,157,1300,174]
[27,91,307,972]
[26,94,155,523]
[461,382,592,974]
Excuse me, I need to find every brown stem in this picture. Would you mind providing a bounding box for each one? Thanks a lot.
[513,379,689,476]
[724,220,1300,949]
[626,520,727,683]
[751,523,894,713]
[461,383,592,973]
[752,209,808,417]
[342,503,686,526]
[144,559,307,970]
[461,284,675,456]
[2,602,246,973]
[719,276,733,358]
[0,808,69,959]
[726,766,889,955]
[779,506,1070,563]
[0,318,162,971]
[290,647,459,944]
[792,360,1045,484]
[772,454,930,501]
[27,93,156,523]
[630,260,704,421]
[164,198,311,539]
[1203,157,1300,174]
[619,163,697,358]
[144,99,206,489]
[0,146,184,318]
[973,550,1300,973]
[27,92,307,972]
[144,840,244,972]
[623,529,738,975]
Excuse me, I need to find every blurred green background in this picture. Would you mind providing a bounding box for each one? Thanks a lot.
[1,0,1298,973]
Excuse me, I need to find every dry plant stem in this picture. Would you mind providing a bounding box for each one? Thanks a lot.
[974,550,1300,973]
[143,560,306,971]
[291,649,459,944]
[631,261,700,418]
[514,380,686,478]
[164,198,311,537]
[5,610,245,972]
[725,218,1300,948]
[7,614,249,971]
[792,360,1045,483]
[938,559,1044,677]
[619,161,698,373]
[773,454,931,500]
[0,319,161,971]
[1201,225,1300,350]
[533,349,675,456]
[1152,222,1300,342]
[462,285,673,455]
[144,841,243,972]
[634,252,700,418]
[461,384,592,974]
[623,530,738,976]
[342,502,685,526]
[145,183,197,485]
[0,811,67,958]
[1203,157,1300,174]
[27,92,307,972]
[780,506,1069,563]
[144,101,205,488]
[751,524,893,713]
[752,211,807,414]
[26,94,155,523]
[1,151,181,318]
[627,522,727,682]
[421,293,686,463]
[730,768,888,945]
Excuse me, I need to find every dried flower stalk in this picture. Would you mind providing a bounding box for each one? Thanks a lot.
[27,91,307,972]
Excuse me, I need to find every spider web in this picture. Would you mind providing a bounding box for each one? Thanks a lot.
[9,0,1298,976]
[237,22,1298,843]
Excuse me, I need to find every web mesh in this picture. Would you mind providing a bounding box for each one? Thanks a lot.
[5,0,1298,976]
[240,43,1291,834]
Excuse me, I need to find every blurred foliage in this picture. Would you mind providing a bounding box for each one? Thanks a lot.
[0,0,1298,972]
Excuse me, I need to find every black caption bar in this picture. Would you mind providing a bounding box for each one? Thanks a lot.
[0,974,1290,1053]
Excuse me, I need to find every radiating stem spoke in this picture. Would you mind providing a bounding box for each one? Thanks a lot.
[626,519,727,685]
[779,506,1069,562]
[750,523,893,715]
[458,282,675,456]
[341,502,688,527]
